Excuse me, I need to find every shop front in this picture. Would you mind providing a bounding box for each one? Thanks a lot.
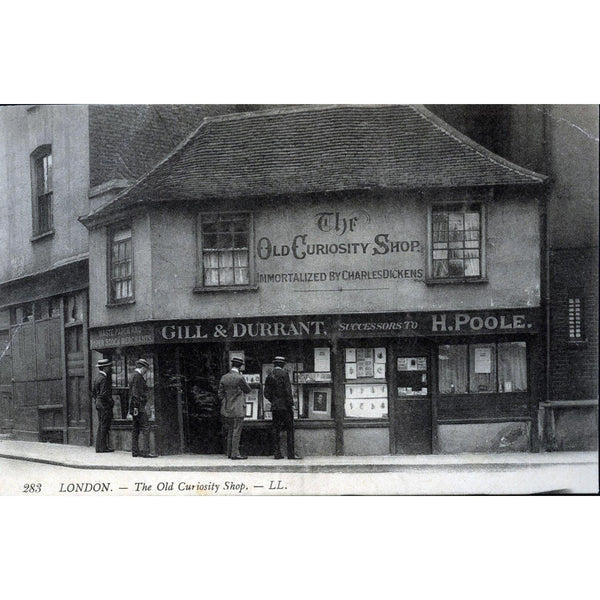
[89,307,541,456]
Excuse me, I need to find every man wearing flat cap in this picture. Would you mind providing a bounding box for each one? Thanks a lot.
[129,358,156,458]
[93,358,114,453]
[263,356,301,459]
[218,356,251,460]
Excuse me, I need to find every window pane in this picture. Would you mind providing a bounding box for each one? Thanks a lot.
[204,268,220,286]
[203,252,219,269]
[219,251,233,268]
[438,345,467,393]
[469,344,496,393]
[235,267,249,285]
[233,250,248,267]
[433,260,449,278]
[448,259,464,277]
[220,267,234,285]
[498,342,527,392]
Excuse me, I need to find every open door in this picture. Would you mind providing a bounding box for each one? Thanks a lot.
[393,352,432,454]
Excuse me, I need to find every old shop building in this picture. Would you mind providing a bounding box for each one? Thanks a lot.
[80,105,548,456]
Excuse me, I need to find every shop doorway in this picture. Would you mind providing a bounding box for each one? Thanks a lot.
[393,351,432,454]
[181,346,224,454]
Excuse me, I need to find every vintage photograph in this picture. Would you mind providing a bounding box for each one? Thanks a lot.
[0,103,597,495]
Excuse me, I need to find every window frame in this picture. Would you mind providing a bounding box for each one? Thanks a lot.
[567,288,586,342]
[437,339,529,396]
[30,144,54,239]
[107,223,135,305]
[195,211,257,292]
[426,199,488,284]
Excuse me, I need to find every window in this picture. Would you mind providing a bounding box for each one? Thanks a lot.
[199,213,251,287]
[31,145,53,236]
[344,346,388,419]
[438,341,527,394]
[430,204,484,280]
[568,290,585,340]
[109,226,133,302]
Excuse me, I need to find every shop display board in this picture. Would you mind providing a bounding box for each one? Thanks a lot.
[344,346,388,418]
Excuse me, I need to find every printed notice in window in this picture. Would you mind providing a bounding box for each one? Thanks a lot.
[474,347,492,373]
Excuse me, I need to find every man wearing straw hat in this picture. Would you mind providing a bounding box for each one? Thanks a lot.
[263,356,301,459]
[218,356,251,460]
[93,358,114,453]
[129,358,156,458]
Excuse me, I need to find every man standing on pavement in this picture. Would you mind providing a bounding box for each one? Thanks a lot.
[129,358,156,458]
[263,356,301,460]
[93,358,114,453]
[218,356,251,460]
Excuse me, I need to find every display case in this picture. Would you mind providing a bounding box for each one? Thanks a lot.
[344,346,388,418]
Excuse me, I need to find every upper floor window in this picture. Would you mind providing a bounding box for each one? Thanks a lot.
[31,145,53,236]
[198,213,251,288]
[109,226,133,303]
[568,289,585,340]
[430,204,485,281]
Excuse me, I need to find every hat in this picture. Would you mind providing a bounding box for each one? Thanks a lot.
[96,358,112,368]
[231,356,244,366]
[273,356,286,364]
[135,358,151,369]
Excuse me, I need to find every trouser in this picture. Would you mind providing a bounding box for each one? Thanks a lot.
[132,410,150,455]
[225,417,244,458]
[272,409,295,458]
[95,404,113,451]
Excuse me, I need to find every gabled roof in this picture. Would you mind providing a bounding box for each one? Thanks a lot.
[81,104,547,226]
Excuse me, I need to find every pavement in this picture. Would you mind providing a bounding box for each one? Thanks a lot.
[0,438,597,473]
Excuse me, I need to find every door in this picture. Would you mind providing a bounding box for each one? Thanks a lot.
[393,353,432,454]
[182,346,223,454]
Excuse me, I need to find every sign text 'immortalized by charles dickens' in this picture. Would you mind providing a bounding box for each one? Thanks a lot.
[256,210,424,283]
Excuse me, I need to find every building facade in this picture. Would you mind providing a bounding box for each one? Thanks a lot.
[80,105,547,456]
[429,105,599,450]
[0,104,247,445]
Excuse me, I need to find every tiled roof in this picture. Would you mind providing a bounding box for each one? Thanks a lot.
[82,104,546,225]
[88,104,265,187]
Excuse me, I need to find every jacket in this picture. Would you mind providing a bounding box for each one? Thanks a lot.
[218,369,251,419]
[92,372,113,409]
[129,370,148,412]
[263,367,294,411]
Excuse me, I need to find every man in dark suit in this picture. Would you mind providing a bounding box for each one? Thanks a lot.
[218,356,251,460]
[263,356,301,459]
[129,358,156,458]
[93,358,114,453]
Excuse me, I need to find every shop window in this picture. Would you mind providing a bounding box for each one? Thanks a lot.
[198,213,252,288]
[438,345,468,394]
[31,145,53,236]
[469,344,496,393]
[438,342,527,394]
[430,204,484,281]
[343,346,388,419]
[227,346,333,421]
[567,290,585,340]
[108,226,133,303]
[497,342,527,392]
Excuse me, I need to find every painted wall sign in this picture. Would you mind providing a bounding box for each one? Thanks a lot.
[89,309,540,348]
[89,324,154,350]
[255,205,425,286]
[157,317,329,343]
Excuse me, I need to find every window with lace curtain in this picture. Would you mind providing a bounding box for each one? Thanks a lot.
[430,204,485,280]
[198,213,252,288]
[438,341,527,394]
